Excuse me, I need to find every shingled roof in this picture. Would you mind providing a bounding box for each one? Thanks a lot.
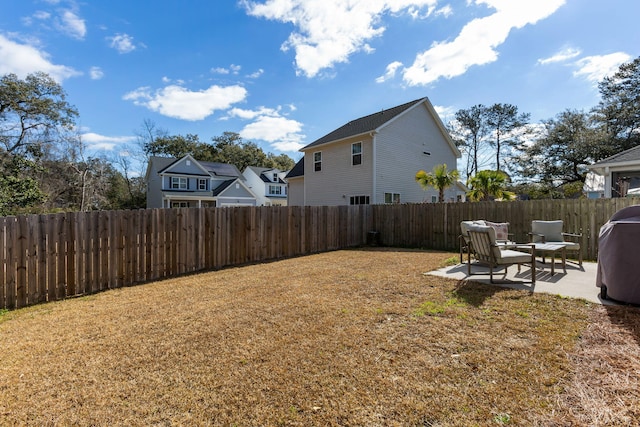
[302,97,426,150]
[592,145,640,166]
[285,157,304,179]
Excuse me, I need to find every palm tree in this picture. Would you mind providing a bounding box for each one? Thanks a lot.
[415,164,460,203]
[467,170,515,202]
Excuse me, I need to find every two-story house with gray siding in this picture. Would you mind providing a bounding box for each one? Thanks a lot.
[242,166,289,206]
[145,155,257,208]
[286,97,462,206]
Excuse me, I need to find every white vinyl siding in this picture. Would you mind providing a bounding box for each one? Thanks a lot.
[303,136,374,206]
[374,103,457,204]
[287,177,304,206]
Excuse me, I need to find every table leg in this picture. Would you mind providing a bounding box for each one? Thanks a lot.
[561,248,566,273]
[550,251,555,275]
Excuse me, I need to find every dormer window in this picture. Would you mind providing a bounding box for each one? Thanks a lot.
[272,173,278,182]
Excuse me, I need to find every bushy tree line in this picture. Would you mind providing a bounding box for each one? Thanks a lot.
[449,56,640,199]
[0,74,295,215]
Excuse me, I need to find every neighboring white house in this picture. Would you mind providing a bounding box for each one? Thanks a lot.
[587,145,640,198]
[242,166,289,206]
[583,171,605,199]
[285,97,462,206]
[145,155,257,208]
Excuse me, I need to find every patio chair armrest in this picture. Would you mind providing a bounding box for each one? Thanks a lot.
[562,232,583,243]
[528,232,546,243]
[562,232,582,238]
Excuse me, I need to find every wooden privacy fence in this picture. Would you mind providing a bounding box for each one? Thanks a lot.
[1,198,639,310]
[0,206,372,310]
[370,197,640,257]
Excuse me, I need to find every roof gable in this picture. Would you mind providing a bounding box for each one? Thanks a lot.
[300,97,460,157]
[211,179,236,196]
[302,98,424,150]
[158,154,210,176]
[154,155,242,178]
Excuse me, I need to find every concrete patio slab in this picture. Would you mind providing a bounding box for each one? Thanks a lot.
[427,259,616,305]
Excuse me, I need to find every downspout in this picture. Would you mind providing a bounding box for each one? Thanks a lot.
[370,131,377,204]
[604,166,611,198]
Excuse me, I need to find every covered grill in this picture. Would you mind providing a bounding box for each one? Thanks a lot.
[596,205,640,304]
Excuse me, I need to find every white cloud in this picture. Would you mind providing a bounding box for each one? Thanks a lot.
[228,106,305,152]
[375,60,403,83]
[33,10,52,20]
[108,33,136,54]
[211,64,242,75]
[537,47,581,65]
[123,83,248,121]
[0,34,80,82]
[81,132,135,150]
[24,10,52,25]
[401,0,566,86]
[244,0,439,78]
[247,68,264,78]
[433,104,457,122]
[573,52,632,83]
[89,66,104,80]
[57,9,86,39]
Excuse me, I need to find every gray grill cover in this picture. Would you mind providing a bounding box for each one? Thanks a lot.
[596,205,640,304]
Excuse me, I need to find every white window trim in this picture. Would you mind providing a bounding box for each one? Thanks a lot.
[170,176,188,190]
[384,192,401,204]
[268,185,283,195]
[352,142,362,166]
[313,151,322,172]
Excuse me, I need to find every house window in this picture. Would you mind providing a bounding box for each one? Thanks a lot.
[269,185,282,195]
[171,177,188,190]
[314,152,322,172]
[384,192,401,204]
[272,173,278,182]
[349,195,370,205]
[431,195,437,203]
[457,195,463,202]
[352,142,362,166]
[171,201,189,208]
[198,179,208,190]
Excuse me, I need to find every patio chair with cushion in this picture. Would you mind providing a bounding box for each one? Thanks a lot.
[529,220,583,266]
[459,220,513,263]
[466,225,536,284]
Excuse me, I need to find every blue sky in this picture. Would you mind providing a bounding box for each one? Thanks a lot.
[1,0,638,173]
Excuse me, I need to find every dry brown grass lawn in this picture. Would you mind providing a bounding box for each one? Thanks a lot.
[0,248,639,426]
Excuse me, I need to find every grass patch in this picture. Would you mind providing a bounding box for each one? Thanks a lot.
[441,255,460,267]
[0,248,638,426]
